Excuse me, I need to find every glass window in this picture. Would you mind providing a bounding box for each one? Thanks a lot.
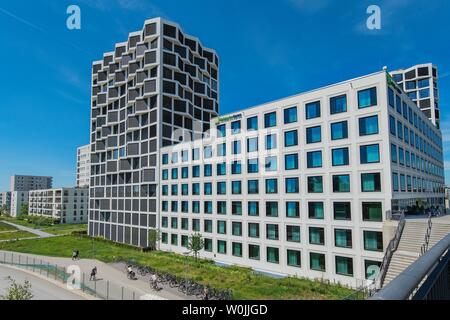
[265,156,278,172]
[333,174,351,192]
[232,201,242,215]
[418,78,429,88]
[232,242,242,257]
[217,220,227,234]
[204,238,212,252]
[285,177,299,193]
[406,81,416,90]
[306,101,321,119]
[391,144,397,163]
[181,184,188,195]
[204,146,212,159]
[359,115,379,136]
[364,231,383,252]
[217,181,226,195]
[266,202,278,217]
[388,88,395,108]
[332,148,349,166]
[266,224,279,240]
[284,130,298,147]
[284,106,298,124]
[330,94,347,114]
[266,247,279,264]
[162,154,168,165]
[231,161,242,175]
[248,180,259,194]
[192,166,200,178]
[306,126,321,143]
[362,202,382,222]
[231,120,241,134]
[389,115,396,136]
[310,252,326,271]
[162,185,168,196]
[287,226,301,243]
[171,168,178,179]
[265,179,278,194]
[247,116,258,131]
[309,227,325,245]
[336,256,353,276]
[204,201,212,214]
[171,185,178,196]
[286,201,300,218]
[334,202,351,220]
[287,250,301,268]
[307,151,322,168]
[247,158,259,173]
[419,88,430,99]
[360,144,380,164]
[217,240,227,254]
[217,162,226,176]
[307,176,323,193]
[358,87,377,108]
[162,169,168,180]
[247,137,258,152]
[217,143,226,157]
[264,112,277,128]
[248,201,259,216]
[335,229,352,248]
[232,140,241,155]
[249,244,260,260]
[308,202,324,219]
[265,134,277,150]
[331,121,348,140]
[217,124,226,138]
[285,154,299,170]
[232,181,242,195]
[204,164,212,177]
[392,172,399,192]
[192,148,200,161]
[361,173,381,192]
[248,223,260,238]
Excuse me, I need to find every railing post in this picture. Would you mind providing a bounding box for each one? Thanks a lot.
[82,273,85,292]
[33,258,35,272]
[121,287,124,300]
[47,262,49,277]
[40,260,42,274]
[106,280,109,300]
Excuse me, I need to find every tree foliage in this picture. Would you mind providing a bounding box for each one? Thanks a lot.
[188,233,204,259]
[148,229,161,251]
[1,277,33,300]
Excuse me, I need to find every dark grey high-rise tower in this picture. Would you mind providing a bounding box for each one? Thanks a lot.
[88,17,219,247]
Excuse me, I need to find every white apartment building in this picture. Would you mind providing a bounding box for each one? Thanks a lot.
[88,17,219,247]
[0,191,11,211]
[9,175,53,216]
[28,188,88,224]
[390,63,440,128]
[158,70,444,287]
[77,144,91,188]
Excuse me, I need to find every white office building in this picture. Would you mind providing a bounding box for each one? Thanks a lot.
[158,70,444,287]
[28,188,88,224]
[77,144,91,188]
[390,63,440,128]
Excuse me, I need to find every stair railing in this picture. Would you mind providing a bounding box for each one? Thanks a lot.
[420,213,433,256]
[375,210,405,290]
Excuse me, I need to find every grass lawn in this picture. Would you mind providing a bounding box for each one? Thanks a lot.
[0,235,355,300]
[40,224,87,235]
[0,216,37,228]
[0,222,17,232]
[0,230,36,241]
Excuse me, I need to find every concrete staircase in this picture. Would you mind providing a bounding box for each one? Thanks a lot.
[383,221,427,286]
[428,222,450,247]
[383,216,450,287]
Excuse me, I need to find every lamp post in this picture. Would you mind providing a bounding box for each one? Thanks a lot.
[183,250,191,293]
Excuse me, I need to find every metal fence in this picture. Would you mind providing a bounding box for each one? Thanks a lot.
[370,234,450,300]
[0,251,148,300]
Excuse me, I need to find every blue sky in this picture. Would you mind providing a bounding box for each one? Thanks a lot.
[0,0,449,190]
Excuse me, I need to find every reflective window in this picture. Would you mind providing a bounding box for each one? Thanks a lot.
[306,126,321,144]
[306,101,321,119]
[330,94,347,114]
[358,87,377,108]
[360,144,380,164]
[331,121,348,140]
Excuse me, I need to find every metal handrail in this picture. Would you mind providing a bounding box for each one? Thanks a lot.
[375,210,405,289]
[420,213,433,256]
[370,234,450,300]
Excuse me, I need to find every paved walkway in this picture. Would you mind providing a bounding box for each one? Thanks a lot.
[0,221,54,238]
[0,264,88,300]
[0,250,191,300]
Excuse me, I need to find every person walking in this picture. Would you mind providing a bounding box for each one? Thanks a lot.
[90,266,97,281]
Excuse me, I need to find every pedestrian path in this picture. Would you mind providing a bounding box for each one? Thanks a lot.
[0,221,54,238]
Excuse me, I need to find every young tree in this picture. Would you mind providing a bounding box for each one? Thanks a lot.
[188,233,204,260]
[1,277,33,300]
[148,229,161,251]
[20,203,28,215]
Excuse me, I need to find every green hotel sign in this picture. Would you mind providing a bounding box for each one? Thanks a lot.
[214,113,243,125]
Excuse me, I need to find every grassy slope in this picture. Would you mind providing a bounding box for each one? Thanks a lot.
[0,230,36,240]
[0,222,17,232]
[0,235,355,300]
[0,216,87,235]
